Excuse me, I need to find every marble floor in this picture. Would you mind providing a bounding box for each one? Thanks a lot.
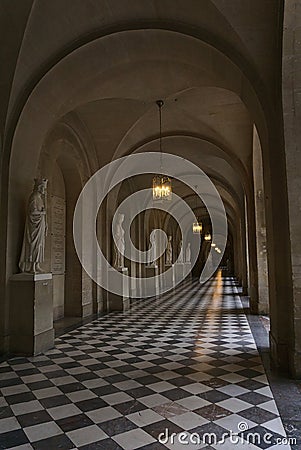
[0,272,296,449]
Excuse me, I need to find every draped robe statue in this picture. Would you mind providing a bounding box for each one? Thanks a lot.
[165,235,173,265]
[147,230,159,267]
[113,213,125,269]
[19,178,48,273]
[178,239,184,263]
[186,242,191,263]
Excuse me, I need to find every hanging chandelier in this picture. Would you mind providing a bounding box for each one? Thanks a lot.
[192,186,202,234]
[192,221,203,234]
[152,100,172,201]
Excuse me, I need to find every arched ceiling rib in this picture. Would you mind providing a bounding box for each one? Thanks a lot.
[72,85,251,201]
[6,15,274,225]
[75,87,252,169]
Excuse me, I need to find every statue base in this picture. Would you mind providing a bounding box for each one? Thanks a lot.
[9,273,54,355]
[145,263,158,269]
[107,268,130,311]
[164,264,175,289]
[144,265,159,296]
[174,263,185,284]
[184,262,192,279]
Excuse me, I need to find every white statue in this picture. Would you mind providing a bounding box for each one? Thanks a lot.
[165,235,173,265]
[178,239,184,263]
[186,242,191,263]
[19,178,48,273]
[113,213,125,269]
[147,230,158,267]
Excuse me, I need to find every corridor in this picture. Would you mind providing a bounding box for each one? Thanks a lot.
[0,275,291,449]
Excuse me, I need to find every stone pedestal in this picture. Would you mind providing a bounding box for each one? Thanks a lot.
[184,262,192,279]
[108,268,130,311]
[174,263,185,284]
[9,273,54,355]
[129,262,137,298]
[95,285,105,314]
[144,265,159,296]
[164,264,175,289]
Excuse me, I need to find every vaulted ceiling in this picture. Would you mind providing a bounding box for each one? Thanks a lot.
[1,0,283,239]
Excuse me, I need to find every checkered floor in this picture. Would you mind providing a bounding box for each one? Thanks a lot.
[0,274,291,449]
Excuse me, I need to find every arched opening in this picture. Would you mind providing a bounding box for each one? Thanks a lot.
[56,152,84,318]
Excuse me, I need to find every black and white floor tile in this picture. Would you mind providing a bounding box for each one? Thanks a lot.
[0,274,292,449]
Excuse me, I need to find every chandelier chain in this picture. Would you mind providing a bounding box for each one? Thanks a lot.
[156,100,164,173]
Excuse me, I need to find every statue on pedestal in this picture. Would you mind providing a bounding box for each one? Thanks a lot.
[178,239,184,263]
[147,230,159,267]
[165,235,173,265]
[19,178,48,273]
[113,213,125,269]
[186,242,191,263]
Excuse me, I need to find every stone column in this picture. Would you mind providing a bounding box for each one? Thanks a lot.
[280,0,301,376]
[253,126,269,314]
[246,184,259,314]
[240,207,249,295]
[232,224,242,284]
